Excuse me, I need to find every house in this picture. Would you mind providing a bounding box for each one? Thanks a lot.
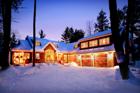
[12,30,117,67]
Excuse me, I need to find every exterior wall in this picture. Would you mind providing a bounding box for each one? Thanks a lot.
[35,52,45,63]
[12,50,116,67]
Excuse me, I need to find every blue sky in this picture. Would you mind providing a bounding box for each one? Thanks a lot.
[12,0,127,41]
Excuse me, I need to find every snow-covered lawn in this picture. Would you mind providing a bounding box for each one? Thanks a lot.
[0,63,140,93]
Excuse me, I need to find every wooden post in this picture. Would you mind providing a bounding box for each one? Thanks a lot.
[33,0,36,67]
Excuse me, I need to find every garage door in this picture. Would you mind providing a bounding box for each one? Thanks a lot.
[82,55,92,66]
[94,53,107,67]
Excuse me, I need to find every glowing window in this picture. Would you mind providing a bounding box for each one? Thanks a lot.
[89,40,98,47]
[24,53,30,59]
[36,53,40,59]
[81,42,88,49]
[74,44,78,48]
[99,37,110,45]
[35,41,41,46]
[64,55,68,62]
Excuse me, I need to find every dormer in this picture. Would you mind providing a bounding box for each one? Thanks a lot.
[35,41,41,46]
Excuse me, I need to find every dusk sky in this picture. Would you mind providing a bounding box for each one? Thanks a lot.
[12,0,127,41]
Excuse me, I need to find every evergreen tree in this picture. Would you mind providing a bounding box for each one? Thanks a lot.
[118,6,127,28]
[61,27,71,43]
[94,10,110,33]
[10,32,19,65]
[10,32,19,48]
[39,29,46,38]
[71,29,84,43]
[61,27,85,43]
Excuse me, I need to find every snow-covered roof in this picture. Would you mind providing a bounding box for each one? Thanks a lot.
[56,42,75,52]
[12,36,76,52]
[79,29,112,42]
[12,40,32,50]
[12,30,113,53]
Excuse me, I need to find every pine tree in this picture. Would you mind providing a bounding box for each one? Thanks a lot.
[39,29,46,38]
[61,27,71,43]
[61,27,85,43]
[94,10,110,33]
[10,32,19,48]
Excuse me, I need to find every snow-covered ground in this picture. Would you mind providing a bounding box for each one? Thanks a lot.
[0,63,140,93]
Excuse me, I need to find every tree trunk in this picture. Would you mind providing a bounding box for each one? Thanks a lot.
[109,0,129,79]
[33,0,36,67]
[1,0,12,69]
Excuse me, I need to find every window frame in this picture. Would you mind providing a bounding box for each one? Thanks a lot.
[89,39,98,47]
[80,42,88,49]
[99,37,110,46]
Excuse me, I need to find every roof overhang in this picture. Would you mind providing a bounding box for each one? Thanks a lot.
[43,42,58,51]
[79,33,112,42]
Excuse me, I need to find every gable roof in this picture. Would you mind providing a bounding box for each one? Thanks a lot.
[43,42,58,51]
[12,36,76,52]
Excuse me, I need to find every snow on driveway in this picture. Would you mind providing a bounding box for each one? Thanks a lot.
[0,63,140,93]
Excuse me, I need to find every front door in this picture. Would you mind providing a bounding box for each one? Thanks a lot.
[45,49,55,62]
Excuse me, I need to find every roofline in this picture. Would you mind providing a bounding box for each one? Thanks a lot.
[12,49,32,52]
[12,49,44,53]
[42,42,57,51]
[79,33,112,42]
[78,50,115,54]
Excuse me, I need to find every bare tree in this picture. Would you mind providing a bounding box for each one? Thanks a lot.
[86,21,93,36]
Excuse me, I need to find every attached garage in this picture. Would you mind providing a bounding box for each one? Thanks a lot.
[81,55,93,66]
[94,53,107,67]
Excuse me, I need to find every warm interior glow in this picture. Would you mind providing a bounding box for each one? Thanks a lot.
[99,37,110,45]
[36,53,40,59]
[89,40,98,47]
[107,52,113,60]
[13,52,29,65]
[45,49,55,61]
[57,53,63,61]
[77,55,81,61]
[35,41,41,46]
[81,42,88,48]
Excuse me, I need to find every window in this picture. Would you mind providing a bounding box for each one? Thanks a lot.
[64,55,68,62]
[89,40,98,47]
[35,41,41,46]
[24,53,30,59]
[36,53,40,59]
[99,37,110,45]
[81,42,88,49]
